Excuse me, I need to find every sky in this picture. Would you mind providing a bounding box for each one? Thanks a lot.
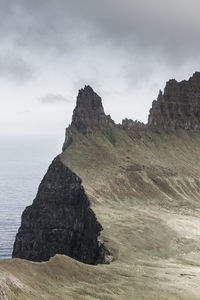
[1,0,200,139]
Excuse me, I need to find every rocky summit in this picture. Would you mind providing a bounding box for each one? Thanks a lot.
[12,156,108,264]
[62,85,112,151]
[72,85,108,133]
[148,72,200,129]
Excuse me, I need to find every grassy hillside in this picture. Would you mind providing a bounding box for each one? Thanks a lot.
[61,125,200,207]
[2,126,200,299]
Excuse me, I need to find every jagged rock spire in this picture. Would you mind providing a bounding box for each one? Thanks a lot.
[62,85,112,151]
[71,85,108,136]
[148,72,200,129]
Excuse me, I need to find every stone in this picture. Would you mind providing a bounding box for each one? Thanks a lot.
[121,119,147,139]
[148,72,200,129]
[12,156,108,264]
[122,118,146,130]
[62,127,73,152]
[62,85,113,150]
[72,85,108,135]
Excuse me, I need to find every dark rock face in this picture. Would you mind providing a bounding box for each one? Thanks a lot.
[72,85,108,135]
[12,156,108,264]
[62,86,112,151]
[148,72,200,129]
[62,127,73,152]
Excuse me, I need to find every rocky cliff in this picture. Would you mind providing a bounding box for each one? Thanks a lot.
[12,156,108,264]
[148,72,200,129]
[63,85,112,151]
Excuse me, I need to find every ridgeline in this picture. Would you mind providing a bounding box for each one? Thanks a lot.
[2,73,200,299]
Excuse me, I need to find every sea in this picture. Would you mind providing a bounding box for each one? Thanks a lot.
[0,135,63,260]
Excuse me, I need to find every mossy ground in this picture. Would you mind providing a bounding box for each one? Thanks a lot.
[2,126,200,299]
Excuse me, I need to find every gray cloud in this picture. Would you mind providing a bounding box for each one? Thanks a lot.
[39,93,70,104]
[0,51,34,83]
[1,0,200,135]
[0,0,199,66]
[17,110,31,115]
[0,1,89,55]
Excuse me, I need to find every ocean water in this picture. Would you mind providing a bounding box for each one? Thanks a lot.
[0,135,62,259]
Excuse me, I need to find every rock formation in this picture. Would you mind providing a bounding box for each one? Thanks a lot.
[63,85,112,151]
[122,119,146,130]
[72,85,108,133]
[121,119,147,139]
[148,72,200,129]
[12,156,108,264]
[14,72,200,265]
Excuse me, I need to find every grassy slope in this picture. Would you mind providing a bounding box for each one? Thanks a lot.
[2,126,200,299]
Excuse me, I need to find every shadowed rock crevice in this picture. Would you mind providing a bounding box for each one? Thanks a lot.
[12,156,109,264]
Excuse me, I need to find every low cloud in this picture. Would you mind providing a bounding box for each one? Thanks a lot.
[17,109,31,115]
[1,0,200,133]
[0,51,34,83]
[1,0,199,67]
[39,93,70,104]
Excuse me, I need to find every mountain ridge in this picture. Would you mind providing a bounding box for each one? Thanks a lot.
[2,72,200,299]
[63,72,200,152]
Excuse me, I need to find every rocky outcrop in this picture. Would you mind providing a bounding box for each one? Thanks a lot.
[12,156,108,264]
[72,85,108,134]
[62,126,73,151]
[148,72,200,129]
[63,85,113,151]
[121,119,147,139]
[122,119,146,130]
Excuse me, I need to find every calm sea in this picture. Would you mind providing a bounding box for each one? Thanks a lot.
[0,135,62,259]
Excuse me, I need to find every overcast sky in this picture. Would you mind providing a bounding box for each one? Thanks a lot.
[0,0,200,138]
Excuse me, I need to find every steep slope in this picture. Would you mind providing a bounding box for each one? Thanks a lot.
[2,77,200,299]
[61,126,200,207]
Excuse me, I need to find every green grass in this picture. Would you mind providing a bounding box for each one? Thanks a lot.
[2,126,200,299]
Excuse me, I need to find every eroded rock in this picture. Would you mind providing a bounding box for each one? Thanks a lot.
[12,156,108,264]
[148,72,200,129]
[62,85,113,151]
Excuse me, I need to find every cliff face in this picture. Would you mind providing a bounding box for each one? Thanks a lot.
[148,72,200,129]
[12,156,108,264]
